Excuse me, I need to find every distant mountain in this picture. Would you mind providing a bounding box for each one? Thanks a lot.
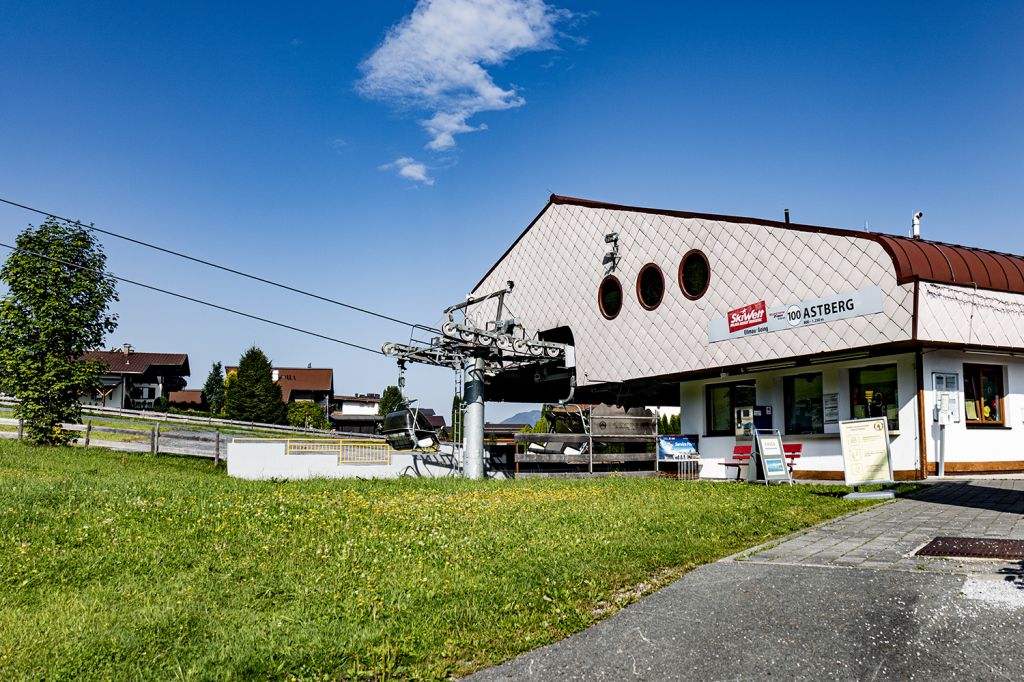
[501,410,541,426]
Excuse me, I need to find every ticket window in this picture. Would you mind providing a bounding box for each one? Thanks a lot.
[850,365,899,430]
[705,381,756,437]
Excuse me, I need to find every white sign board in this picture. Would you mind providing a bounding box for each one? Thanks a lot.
[839,417,894,486]
[708,287,884,343]
[753,430,790,483]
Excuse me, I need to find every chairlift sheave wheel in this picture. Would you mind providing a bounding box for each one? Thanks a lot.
[496,334,513,351]
[512,339,529,354]
[442,321,460,338]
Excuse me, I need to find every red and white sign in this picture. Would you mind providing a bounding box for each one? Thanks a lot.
[727,301,767,333]
[708,287,884,344]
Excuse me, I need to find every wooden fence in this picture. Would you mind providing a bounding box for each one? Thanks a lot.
[0,417,231,464]
[0,397,377,439]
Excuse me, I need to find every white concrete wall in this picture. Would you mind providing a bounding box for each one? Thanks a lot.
[227,440,509,480]
[921,350,1024,466]
[680,353,920,478]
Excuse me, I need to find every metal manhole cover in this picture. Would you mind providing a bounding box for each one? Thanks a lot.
[916,536,1024,559]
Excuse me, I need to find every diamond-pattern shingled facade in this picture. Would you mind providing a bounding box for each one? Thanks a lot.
[918,282,1024,348]
[471,201,915,387]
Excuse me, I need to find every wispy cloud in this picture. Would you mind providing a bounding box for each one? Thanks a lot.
[358,0,569,151]
[379,157,435,185]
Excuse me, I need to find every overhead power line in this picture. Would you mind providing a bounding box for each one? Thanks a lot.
[0,196,438,333]
[0,241,384,356]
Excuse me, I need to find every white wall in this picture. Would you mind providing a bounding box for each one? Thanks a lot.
[226,440,510,480]
[921,350,1024,466]
[680,353,920,479]
[341,401,379,415]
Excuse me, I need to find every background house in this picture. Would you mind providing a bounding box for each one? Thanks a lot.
[329,392,382,434]
[225,365,334,414]
[80,346,190,410]
[168,389,205,410]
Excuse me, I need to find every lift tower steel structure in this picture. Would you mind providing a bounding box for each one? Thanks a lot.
[382,282,574,480]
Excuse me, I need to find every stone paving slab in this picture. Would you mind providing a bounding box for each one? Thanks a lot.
[738,481,1024,574]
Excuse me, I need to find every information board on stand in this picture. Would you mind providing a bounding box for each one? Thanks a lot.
[839,417,894,486]
[747,429,793,485]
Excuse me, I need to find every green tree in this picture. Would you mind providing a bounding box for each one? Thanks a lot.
[288,401,329,430]
[0,218,118,444]
[223,346,288,424]
[450,394,464,443]
[203,362,225,414]
[377,385,406,416]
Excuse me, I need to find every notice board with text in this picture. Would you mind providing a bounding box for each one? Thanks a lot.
[839,417,894,486]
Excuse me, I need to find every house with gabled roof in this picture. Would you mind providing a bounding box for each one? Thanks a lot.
[80,345,190,410]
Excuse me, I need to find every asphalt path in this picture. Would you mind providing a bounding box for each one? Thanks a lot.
[471,483,1024,681]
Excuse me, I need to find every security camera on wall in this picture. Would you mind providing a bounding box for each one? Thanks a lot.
[604,232,619,244]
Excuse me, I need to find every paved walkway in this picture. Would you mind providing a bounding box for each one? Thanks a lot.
[471,481,1024,681]
[741,481,1024,574]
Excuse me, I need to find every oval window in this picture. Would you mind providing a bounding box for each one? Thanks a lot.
[636,263,665,311]
[599,275,623,319]
[679,249,710,300]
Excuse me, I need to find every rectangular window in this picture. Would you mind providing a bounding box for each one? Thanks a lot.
[784,373,824,434]
[705,381,756,436]
[963,364,1004,426]
[850,364,899,431]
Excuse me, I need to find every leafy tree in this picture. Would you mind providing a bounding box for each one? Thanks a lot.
[0,218,118,444]
[288,401,329,430]
[377,385,406,416]
[450,394,464,443]
[531,414,552,433]
[203,362,226,414]
[223,346,288,424]
[153,396,170,412]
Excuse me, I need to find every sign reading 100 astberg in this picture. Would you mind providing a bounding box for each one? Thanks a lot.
[707,287,884,344]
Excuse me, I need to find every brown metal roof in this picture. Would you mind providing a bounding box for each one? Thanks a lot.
[81,351,190,376]
[168,389,204,404]
[474,195,1024,296]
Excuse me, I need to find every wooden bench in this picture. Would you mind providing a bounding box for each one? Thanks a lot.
[723,443,803,480]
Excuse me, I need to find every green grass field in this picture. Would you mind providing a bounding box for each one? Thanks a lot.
[0,441,886,680]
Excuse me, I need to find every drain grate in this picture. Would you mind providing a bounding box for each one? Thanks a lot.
[916,536,1024,560]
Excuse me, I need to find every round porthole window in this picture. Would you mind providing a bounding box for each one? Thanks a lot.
[599,275,623,319]
[636,263,665,311]
[679,249,710,300]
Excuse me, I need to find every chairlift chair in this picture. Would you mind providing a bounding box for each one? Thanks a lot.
[381,406,441,452]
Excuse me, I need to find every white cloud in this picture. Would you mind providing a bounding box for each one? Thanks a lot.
[358,0,568,151]
[379,157,435,185]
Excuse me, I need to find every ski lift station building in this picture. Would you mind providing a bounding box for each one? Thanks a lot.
[468,195,1024,481]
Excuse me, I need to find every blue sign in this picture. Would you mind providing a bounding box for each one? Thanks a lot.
[658,435,699,460]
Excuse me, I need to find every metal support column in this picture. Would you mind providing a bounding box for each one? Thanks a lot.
[463,356,485,480]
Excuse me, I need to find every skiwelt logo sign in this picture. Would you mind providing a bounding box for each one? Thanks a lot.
[708,287,885,344]
[727,301,767,333]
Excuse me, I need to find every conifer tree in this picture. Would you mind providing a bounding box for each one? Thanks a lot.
[223,346,287,424]
[203,361,225,414]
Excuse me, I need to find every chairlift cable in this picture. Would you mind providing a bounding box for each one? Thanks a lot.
[0,196,440,333]
[0,241,384,356]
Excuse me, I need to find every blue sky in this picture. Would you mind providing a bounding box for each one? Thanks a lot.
[1,1,1021,420]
